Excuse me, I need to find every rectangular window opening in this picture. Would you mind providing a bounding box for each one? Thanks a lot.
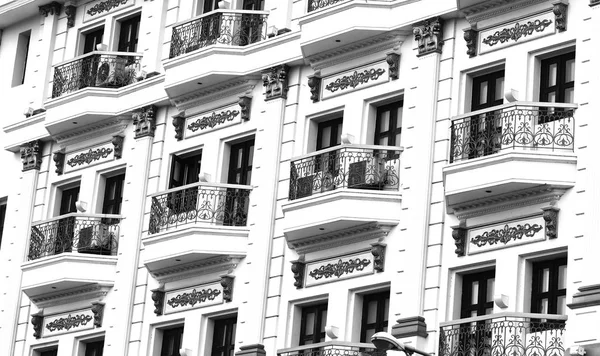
[211,315,237,356]
[160,325,184,356]
[12,30,31,87]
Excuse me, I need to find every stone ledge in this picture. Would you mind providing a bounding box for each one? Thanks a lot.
[568,284,600,309]
[235,344,266,356]
[391,316,428,338]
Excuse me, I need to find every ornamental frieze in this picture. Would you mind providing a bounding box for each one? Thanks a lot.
[84,0,132,21]
[471,223,543,247]
[482,19,552,47]
[305,251,374,287]
[479,11,556,54]
[166,288,221,308]
[321,61,388,100]
[66,147,113,167]
[63,142,115,173]
[41,309,95,337]
[185,103,243,139]
[325,68,386,93]
[467,216,547,255]
[163,281,224,314]
[188,110,240,132]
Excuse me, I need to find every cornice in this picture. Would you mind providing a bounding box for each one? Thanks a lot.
[30,284,113,308]
[53,117,129,148]
[171,76,260,112]
[462,0,550,26]
[149,255,245,283]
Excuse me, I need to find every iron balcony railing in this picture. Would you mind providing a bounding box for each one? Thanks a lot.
[450,102,576,163]
[149,182,252,234]
[51,51,142,98]
[278,341,387,356]
[28,213,122,261]
[289,144,402,201]
[169,10,269,59]
[439,312,567,356]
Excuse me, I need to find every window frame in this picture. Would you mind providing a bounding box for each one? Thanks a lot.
[539,51,575,104]
[460,269,495,319]
[374,101,403,147]
[299,302,328,346]
[316,117,343,151]
[116,14,141,53]
[159,325,185,356]
[12,30,31,87]
[530,256,568,315]
[211,315,238,356]
[359,290,390,343]
[82,26,105,54]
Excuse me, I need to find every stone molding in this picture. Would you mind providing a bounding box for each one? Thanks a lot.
[235,344,266,356]
[133,105,157,139]
[262,65,289,101]
[391,316,428,338]
[54,117,128,149]
[568,284,600,309]
[20,140,43,172]
[53,151,65,175]
[172,76,259,112]
[413,17,444,57]
[149,255,244,283]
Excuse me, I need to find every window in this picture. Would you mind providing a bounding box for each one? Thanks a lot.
[102,173,125,215]
[224,140,253,226]
[84,340,104,356]
[360,291,390,342]
[316,117,343,151]
[39,348,58,356]
[211,316,237,356]
[531,257,567,315]
[299,303,328,345]
[161,326,184,356]
[471,70,504,111]
[240,0,265,45]
[199,0,220,14]
[12,30,31,87]
[83,27,104,54]
[540,52,575,104]
[55,185,80,255]
[0,199,6,248]
[461,269,495,318]
[374,101,402,147]
[118,15,141,53]
[168,151,202,213]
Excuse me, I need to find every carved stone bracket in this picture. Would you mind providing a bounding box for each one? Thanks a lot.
[91,302,105,327]
[172,113,185,141]
[20,140,43,172]
[39,2,61,16]
[151,289,165,316]
[220,275,234,302]
[464,29,478,57]
[291,259,306,289]
[385,53,400,80]
[553,3,568,32]
[542,206,559,239]
[53,151,65,175]
[371,243,386,272]
[238,95,252,121]
[413,17,444,57]
[307,75,322,102]
[65,5,76,27]
[262,65,289,101]
[112,136,124,159]
[452,225,467,257]
[31,313,43,339]
[133,105,157,139]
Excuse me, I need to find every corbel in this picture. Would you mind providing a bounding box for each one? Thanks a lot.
[220,275,234,302]
[371,242,387,272]
[553,2,568,32]
[463,28,478,57]
[307,74,322,102]
[112,135,124,159]
[172,112,185,141]
[53,151,65,175]
[452,222,467,257]
[31,313,43,339]
[291,258,306,289]
[91,302,105,327]
[542,206,559,239]
[151,288,165,316]
[238,95,252,121]
[385,53,400,80]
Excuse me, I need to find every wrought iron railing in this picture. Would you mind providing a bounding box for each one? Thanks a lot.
[169,10,268,58]
[149,183,252,234]
[439,313,567,356]
[450,102,576,163]
[289,144,402,201]
[28,213,122,261]
[51,51,142,98]
[307,0,346,12]
[278,341,387,356]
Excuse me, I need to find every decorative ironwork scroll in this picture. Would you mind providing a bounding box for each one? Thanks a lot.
[66,147,113,167]
[188,110,240,132]
[308,258,371,280]
[45,314,93,332]
[86,0,128,16]
[307,0,344,12]
[166,288,221,308]
[471,223,543,247]
[291,260,306,289]
[413,17,444,56]
[21,140,43,172]
[151,289,165,316]
[324,68,386,93]
[482,19,553,47]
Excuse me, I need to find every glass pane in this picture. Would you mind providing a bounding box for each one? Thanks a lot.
[231,323,237,342]
[486,278,495,302]
[320,310,327,332]
[247,146,254,166]
[396,107,403,129]
[564,87,574,103]
[173,161,181,181]
[305,312,315,334]
[558,265,567,289]
[540,298,549,314]
[548,63,557,86]
[378,137,388,146]
[236,173,241,184]
[557,295,566,315]
[366,301,378,323]
[246,171,252,185]
[471,281,479,304]
[565,59,575,82]
[321,126,331,148]
[379,111,390,132]
[485,307,493,315]
[107,182,116,200]
[395,133,402,147]
[236,149,243,168]
[547,92,556,103]
[470,311,478,318]
[542,268,550,293]
[336,123,342,144]
[495,77,504,101]
[365,329,376,343]
[479,81,488,105]
[384,298,389,322]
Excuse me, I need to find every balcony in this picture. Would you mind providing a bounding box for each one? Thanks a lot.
[439,313,567,356]
[143,183,252,279]
[163,9,301,100]
[282,145,401,251]
[443,102,577,212]
[21,214,121,301]
[278,341,385,356]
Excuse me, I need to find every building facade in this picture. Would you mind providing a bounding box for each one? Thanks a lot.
[0,0,599,356]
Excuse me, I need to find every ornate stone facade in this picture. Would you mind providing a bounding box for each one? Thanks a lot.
[20,140,43,172]
[262,65,289,101]
[133,105,157,139]
[413,17,444,57]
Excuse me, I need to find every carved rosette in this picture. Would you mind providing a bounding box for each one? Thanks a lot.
[20,140,43,172]
[31,314,43,339]
[542,207,559,239]
[386,53,400,80]
[262,65,289,101]
[307,75,322,102]
[65,5,76,27]
[452,226,467,257]
[53,151,65,175]
[112,136,124,159]
[553,3,568,32]
[39,2,61,16]
[291,260,306,289]
[91,302,105,327]
[464,29,478,58]
[133,105,157,139]
[238,96,252,121]
[172,113,185,141]
[371,243,386,272]
[151,289,165,316]
[413,17,444,57]
[220,276,234,302]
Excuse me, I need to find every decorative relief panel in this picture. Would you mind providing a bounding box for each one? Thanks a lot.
[305,251,374,287]
[83,0,133,22]
[321,61,388,100]
[185,103,242,139]
[63,142,114,173]
[468,216,546,254]
[163,281,224,314]
[479,11,556,54]
[42,309,95,337]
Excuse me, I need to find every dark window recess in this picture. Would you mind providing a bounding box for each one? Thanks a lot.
[83,27,104,54]
[0,202,6,248]
[315,117,343,174]
[225,139,254,226]
[168,152,202,214]
[161,326,184,356]
[203,0,219,13]
[211,316,237,356]
[531,257,568,315]
[40,349,58,356]
[118,15,141,53]
[84,340,104,356]
[102,174,125,215]
[540,52,575,104]
[374,101,403,147]
[459,270,495,354]
[55,186,80,255]
[360,291,390,343]
[13,30,31,87]
[240,0,265,45]
[299,303,328,345]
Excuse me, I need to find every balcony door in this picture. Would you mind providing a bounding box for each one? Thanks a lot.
[56,186,80,255]
[460,270,495,354]
[83,27,104,54]
[211,316,237,356]
[225,139,254,226]
[468,70,504,159]
[299,303,328,345]
[360,291,390,342]
[540,52,575,104]
[202,0,219,14]
[240,0,264,45]
[161,326,184,356]
[531,257,567,315]
[84,340,104,356]
[117,15,141,53]
[374,101,403,147]
[169,152,202,214]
